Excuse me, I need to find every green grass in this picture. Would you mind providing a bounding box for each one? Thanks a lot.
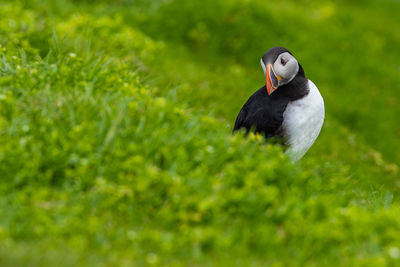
[0,0,399,265]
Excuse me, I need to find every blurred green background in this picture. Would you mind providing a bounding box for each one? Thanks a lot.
[0,0,399,265]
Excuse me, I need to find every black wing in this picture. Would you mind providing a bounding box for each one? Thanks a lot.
[233,86,289,138]
[233,106,247,133]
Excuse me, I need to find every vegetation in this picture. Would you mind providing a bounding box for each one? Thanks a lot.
[0,0,399,265]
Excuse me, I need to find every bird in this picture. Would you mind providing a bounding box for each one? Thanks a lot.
[233,46,325,161]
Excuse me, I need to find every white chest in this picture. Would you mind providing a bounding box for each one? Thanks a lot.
[282,80,325,161]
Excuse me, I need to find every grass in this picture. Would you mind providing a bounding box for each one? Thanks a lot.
[0,0,399,265]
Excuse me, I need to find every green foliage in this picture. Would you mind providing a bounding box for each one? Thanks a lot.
[0,0,399,266]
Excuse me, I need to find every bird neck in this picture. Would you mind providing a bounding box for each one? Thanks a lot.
[270,74,309,101]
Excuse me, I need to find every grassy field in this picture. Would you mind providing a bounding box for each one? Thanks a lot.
[0,0,399,265]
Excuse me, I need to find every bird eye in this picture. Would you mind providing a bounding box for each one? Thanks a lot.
[280,57,288,66]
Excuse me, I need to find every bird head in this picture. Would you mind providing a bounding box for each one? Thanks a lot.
[260,47,300,96]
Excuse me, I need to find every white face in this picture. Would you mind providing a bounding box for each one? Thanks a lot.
[272,52,299,86]
[260,52,299,87]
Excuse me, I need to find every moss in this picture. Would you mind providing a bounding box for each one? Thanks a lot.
[0,0,399,265]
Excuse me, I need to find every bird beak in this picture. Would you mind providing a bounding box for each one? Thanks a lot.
[266,64,280,96]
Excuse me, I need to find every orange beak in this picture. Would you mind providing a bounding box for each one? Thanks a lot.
[266,64,279,96]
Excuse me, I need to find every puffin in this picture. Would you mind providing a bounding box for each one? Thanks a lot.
[233,47,325,161]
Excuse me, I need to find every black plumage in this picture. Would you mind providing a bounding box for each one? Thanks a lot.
[233,86,289,138]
